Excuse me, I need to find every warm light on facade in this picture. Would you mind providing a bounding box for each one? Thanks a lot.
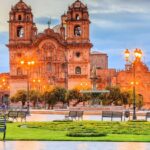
[21,60,35,66]
[31,61,35,65]
[130,81,139,85]
[20,60,24,65]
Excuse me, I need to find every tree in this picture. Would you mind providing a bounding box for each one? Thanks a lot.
[52,87,67,104]
[29,90,42,108]
[67,89,81,106]
[81,93,91,106]
[43,87,67,109]
[105,86,122,105]
[11,90,27,107]
[44,91,57,109]
[121,91,130,105]
[136,94,143,109]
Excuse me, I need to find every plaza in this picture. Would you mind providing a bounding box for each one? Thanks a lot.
[0,141,150,150]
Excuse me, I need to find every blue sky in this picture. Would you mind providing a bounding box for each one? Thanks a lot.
[1,0,150,72]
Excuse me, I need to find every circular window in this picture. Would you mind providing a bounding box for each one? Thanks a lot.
[76,52,81,58]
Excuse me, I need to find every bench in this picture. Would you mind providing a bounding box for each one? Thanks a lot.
[146,112,150,121]
[17,111,27,122]
[102,111,112,121]
[112,111,123,121]
[8,111,27,122]
[0,116,6,140]
[102,111,123,121]
[65,111,84,120]
[76,111,84,120]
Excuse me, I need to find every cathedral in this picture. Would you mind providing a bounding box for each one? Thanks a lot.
[7,0,108,96]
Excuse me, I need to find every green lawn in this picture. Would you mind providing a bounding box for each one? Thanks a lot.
[1,121,150,142]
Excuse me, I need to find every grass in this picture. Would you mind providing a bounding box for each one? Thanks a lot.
[1,121,150,142]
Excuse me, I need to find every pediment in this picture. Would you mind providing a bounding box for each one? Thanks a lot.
[32,28,66,47]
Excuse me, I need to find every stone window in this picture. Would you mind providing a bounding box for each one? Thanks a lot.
[75,66,81,74]
[76,14,80,20]
[17,26,24,38]
[74,25,81,36]
[76,52,81,58]
[47,62,52,72]
[26,16,30,21]
[18,15,22,21]
[17,67,23,76]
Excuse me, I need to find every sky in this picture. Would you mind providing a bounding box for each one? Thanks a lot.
[1,0,150,72]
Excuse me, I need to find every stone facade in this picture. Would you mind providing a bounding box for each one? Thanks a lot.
[96,60,150,107]
[7,0,108,96]
[0,73,10,104]
[116,61,150,107]
[90,51,108,70]
[96,69,116,90]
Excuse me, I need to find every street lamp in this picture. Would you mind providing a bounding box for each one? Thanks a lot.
[20,60,35,114]
[124,48,142,120]
[80,82,88,90]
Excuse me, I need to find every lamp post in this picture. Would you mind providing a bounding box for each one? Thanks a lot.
[20,60,35,114]
[124,48,142,120]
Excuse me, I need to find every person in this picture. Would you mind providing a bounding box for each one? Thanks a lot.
[1,103,6,115]
[2,103,6,109]
[26,101,30,115]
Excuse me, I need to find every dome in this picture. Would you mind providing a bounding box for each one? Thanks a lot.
[13,0,31,11]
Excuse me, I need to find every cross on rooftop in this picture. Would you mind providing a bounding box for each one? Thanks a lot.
[47,18,51,28]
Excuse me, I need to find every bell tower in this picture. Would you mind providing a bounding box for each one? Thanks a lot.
[8,0,37,96]
[66,0,90,43]
[9,0,36,44]
[66,0,92,89]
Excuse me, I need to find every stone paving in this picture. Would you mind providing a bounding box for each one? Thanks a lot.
[25,114,146,122]
[0,141,150,150]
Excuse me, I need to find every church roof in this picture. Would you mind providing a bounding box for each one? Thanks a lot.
[69,0,87,9]
[33,28,66,47]
[53,24,61,34]
[12,0,31,11]
[91,51,107,55]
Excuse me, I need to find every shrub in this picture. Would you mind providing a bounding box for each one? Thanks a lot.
[53,120,73,122]
[67,131,107,137]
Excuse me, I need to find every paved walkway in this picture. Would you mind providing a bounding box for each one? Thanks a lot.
[0,141,150,150]
[24,114,146,122]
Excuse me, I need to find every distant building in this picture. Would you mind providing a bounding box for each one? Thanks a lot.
[90,51,108,70]
[0,73,10,104]
[116,61,150,107]
[96,69,116,90]
[96,59,150,107]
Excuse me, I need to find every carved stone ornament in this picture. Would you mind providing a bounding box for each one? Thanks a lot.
[41,42,55,51]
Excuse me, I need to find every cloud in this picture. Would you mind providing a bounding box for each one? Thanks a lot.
[1,0,150,72]
[35,17,59,31]
[35,17,59,26]
[88,0,150,14]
